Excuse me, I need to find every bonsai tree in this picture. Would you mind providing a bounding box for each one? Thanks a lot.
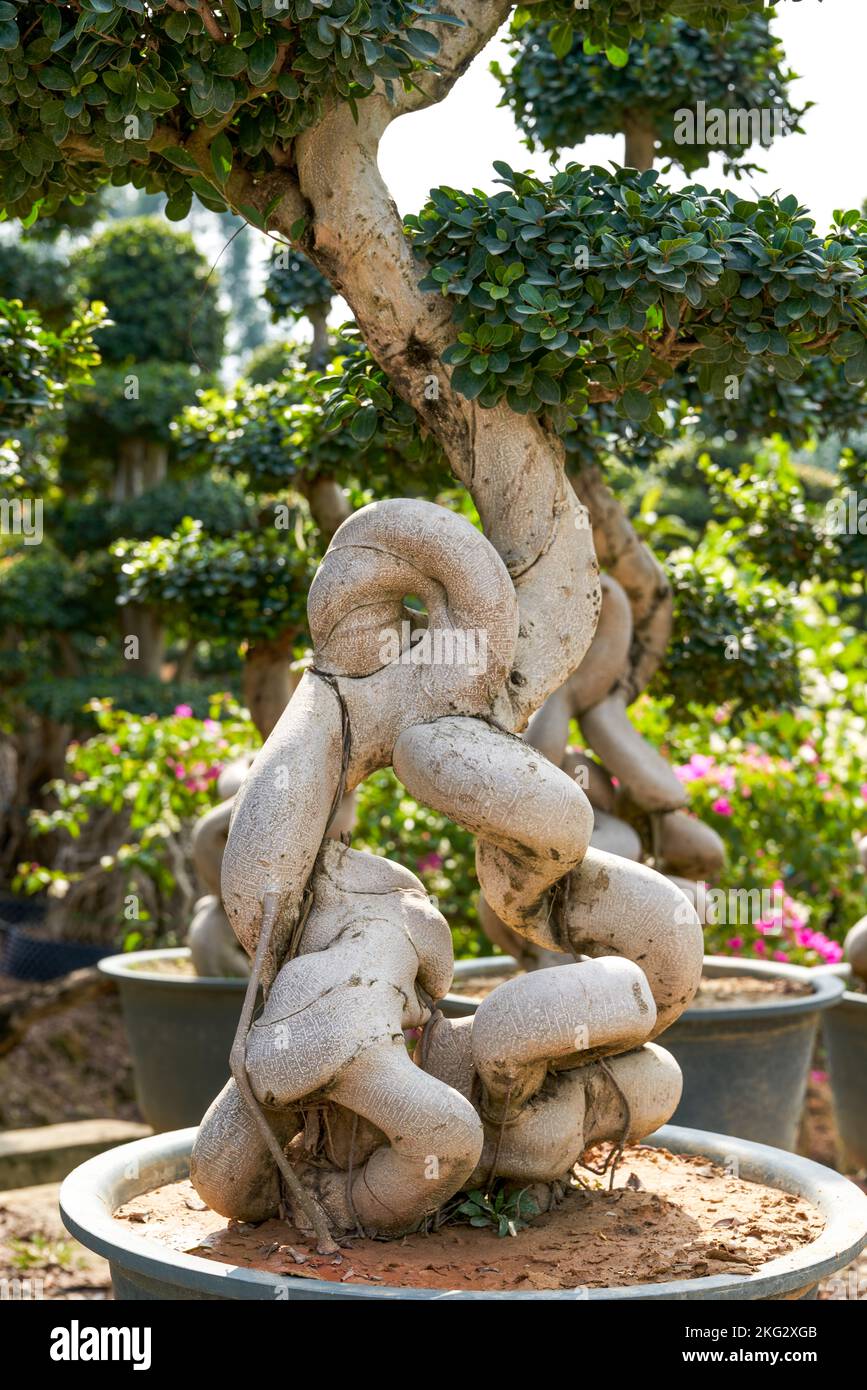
[0,293,103,870]
[480,5,863,958]
[61,217,224,675]
[265,245,334,365]
[492,7,806,173]
[6,0,867,1247]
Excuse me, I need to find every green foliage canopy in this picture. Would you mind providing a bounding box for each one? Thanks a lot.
[0,295,103,429]
[407,165,867,436]
[113,513,317,643]
[72,216,224,366]
[0,1,763,226]
[265,246,332,324]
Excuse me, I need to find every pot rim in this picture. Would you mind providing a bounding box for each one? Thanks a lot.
[98,946,247,991]
[447,954,845,1022]
[60,1124,867,1302]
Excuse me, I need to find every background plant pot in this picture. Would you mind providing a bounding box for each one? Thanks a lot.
[821,967,867,1171]
[441,955,518,1016]
[0,922,109,981]
[98,948,247,1133]
[60,1123,867,1302]
[660,957,844,1150]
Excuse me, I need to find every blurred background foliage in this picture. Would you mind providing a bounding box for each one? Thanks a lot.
[0,7,865,958]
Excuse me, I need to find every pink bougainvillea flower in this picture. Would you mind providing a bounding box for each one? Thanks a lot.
[773,950,789,962]
[860,783,867,802]
[715,766,736,792]
[710,797,733,816]
[174,704,193,718]
[726,937,743,952]
[203,718,219,735]
[416,852,443,873]
[753,939,767,956]
[815,771,830,787]
[675,754,716,784]
[797,743,818,764]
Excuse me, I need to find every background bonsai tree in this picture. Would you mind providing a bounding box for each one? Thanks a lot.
[2,0,866,1243]
[265,244,335,366]
[0,293,103,872]
[479,4,866,959]
[493,6,806,173]
[62,216,224,676]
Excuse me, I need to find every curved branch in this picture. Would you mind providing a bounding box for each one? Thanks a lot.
[285,101,599,729]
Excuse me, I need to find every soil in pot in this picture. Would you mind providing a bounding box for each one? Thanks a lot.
[125,955,198,979]
[112,1143,823,1294]
[448,969,516,1001]
[449,971,815,1009]
[688,977,813,1010]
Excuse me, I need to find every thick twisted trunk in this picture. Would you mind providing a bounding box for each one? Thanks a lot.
[115,437,168,679]
[623,114,657,172]
[289,97,599,733]
[192,9,702,1242]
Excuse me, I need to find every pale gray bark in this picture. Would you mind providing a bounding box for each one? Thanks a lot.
[190,9,703,1239]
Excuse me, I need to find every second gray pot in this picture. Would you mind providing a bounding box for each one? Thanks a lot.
[100,947,247,1132]
[823,982,867,1171]
[660,957,843,1150]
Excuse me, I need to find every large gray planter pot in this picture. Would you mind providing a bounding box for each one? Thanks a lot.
[661,957,843,1151]
[99,947,247,1133]
[821,969,867,1172]
[443,955,843,1151]
[60,1124,867,1301]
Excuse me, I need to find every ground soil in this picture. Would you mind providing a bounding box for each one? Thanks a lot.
[0,973,140,1130]
[0,1183,111,1301]
[113,1144,823,1293]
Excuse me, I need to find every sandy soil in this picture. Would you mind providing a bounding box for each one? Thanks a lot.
[114,1144,824,1294]
[0,1183,110,1301]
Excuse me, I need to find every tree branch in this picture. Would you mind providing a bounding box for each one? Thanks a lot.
[387,2,513,118]
[277,99,598,730]
[571,464,673,702]
[166,0,227,44]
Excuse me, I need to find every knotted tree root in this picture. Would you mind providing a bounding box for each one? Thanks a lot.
[480,469,726,967]
[187,756,356,979]
[191,498,702,1239]
[187,758,254,979]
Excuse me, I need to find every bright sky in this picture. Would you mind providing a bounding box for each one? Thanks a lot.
[379,0,866,231]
